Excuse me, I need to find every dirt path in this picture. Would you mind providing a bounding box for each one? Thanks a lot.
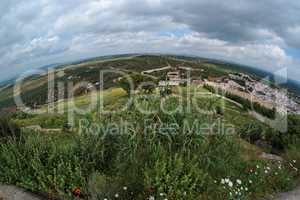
[0,185,42,200]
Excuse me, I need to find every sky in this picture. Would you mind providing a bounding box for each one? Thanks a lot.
[0,0,300,82]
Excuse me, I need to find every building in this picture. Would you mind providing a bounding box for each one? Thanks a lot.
[192,80,204,86]
[158,80,180,87]
[167,71,181,81]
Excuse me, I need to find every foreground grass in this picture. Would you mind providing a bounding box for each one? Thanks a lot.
[1,89,299,199]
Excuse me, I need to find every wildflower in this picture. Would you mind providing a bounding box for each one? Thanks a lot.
[225,178,230,183]
[115,193,119,198]
[221,179,225,184]
[123,186,128,191]
[229,192,233,196]
[256,165,260,169]
[293,167,298,172]
[160,193,164,196]
[245,187,248,191]
[228,181,233,187]
[236,179,242,185]
[275,172,278,175]
[149,187,155,193]
[249,180,253,184]
[149,196,155,200]
[73,187,81,197]
[293,160,297,163]
[264,170,268,174]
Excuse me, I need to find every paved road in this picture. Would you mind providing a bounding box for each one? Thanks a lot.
[1,184,300,200]
[0,185,42,200]
[271,186,300,200]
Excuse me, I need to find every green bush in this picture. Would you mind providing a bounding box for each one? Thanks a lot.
[0,117,21,141]
[144,154,207,199]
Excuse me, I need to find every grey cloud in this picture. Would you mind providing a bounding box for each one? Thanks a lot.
[0,0,299,82]
[159,0,300,46]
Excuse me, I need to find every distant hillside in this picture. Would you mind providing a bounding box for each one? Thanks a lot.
[1,54,299,111]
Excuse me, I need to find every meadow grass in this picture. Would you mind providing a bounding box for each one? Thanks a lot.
[0,87,299,199]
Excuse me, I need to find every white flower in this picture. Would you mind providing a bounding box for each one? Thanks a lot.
[293,160,297,163]
[294,167,298,171]
[236,179,242,185]
[123,186,127,191]
[249,180,253,184]
[160,193,164,196]
[115,193,119,198]
[225,178,230,183]
[104,198,108,200]
[229,192,232,196]
[228,181,233,187]
[275,172,278,175]
[245,187,248,191]
[221,179,225,184]
[256,165,260,169]
[265,170,268,174]
[266,167,271,170]
[149,196,155,200]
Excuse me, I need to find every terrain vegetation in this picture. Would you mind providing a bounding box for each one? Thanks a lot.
[0,55,300,199]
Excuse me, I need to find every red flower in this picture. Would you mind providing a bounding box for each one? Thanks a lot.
[245,167,255,174]
[148,186,155,193]
[73,187,81,197]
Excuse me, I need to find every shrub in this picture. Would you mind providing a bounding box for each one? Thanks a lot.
[144,154,207,199]
[0,117,21,141]
[239,122,263,144]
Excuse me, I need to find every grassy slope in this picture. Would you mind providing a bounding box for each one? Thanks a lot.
[2,85,299,200]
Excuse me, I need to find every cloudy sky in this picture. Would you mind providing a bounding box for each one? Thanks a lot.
[1,0,300,82]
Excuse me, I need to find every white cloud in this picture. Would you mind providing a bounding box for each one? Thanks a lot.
[0,0,299,82]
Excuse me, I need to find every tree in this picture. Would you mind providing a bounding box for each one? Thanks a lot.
[119,74,157,96]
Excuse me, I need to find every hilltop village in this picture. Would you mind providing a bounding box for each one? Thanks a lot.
[142,66,300,115]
